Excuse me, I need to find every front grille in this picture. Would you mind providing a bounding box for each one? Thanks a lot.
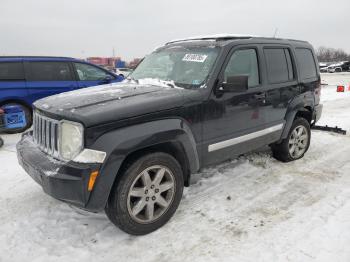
[32,111,60,158]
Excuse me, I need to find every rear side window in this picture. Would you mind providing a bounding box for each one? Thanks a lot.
[0,62,25,80]
[295,48,317,80]
[264,48,294,84]
[27,62,74,81]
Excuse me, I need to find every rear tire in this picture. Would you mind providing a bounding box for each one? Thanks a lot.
[105,152,184,235]
[271,118,311,162]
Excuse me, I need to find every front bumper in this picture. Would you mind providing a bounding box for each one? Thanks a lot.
[313,104,323,124]
[17,133,101,209]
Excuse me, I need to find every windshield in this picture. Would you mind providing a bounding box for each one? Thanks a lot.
[129,46,219,88]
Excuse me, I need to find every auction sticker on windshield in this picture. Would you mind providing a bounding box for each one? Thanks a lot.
[182,54,208,63]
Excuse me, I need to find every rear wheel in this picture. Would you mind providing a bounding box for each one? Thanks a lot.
[105,152,184,235]
[271,118,311,162]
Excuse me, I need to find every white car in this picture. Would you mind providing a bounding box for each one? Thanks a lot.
[115,68,133,77]
[327,61,350,73]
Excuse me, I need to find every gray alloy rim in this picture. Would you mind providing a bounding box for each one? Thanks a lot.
[288,125,309,158]
[127,165,176,224]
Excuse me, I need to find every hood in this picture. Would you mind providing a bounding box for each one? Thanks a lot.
[34,81,189,127]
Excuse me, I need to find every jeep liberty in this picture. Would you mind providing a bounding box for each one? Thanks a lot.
[17,35,323,235]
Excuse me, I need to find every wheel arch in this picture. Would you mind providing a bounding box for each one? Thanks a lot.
[115,141,192,187]
[84,118,199,211]
[279,104,313,142]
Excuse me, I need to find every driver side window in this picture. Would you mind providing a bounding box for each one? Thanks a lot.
[224,49,260,88]
[74,63,111,81]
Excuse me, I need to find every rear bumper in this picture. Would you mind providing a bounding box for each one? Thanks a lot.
[17,133,101,210]
[313,104,323,124]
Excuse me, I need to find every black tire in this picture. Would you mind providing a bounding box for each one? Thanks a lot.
[3,103,32,134]
[0,137,3,148]
[105,152,184,235]
[271,118,311,162]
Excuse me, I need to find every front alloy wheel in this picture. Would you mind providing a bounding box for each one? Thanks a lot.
[127,165,175,224]
[105,152,184,235]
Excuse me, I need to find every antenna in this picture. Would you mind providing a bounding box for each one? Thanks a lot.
[273,28,278,38]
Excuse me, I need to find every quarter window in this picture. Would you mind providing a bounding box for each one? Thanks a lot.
[0,62,25,80]
[74,63,111,81]
[27,62,74,81]
[224,49,260,88]
[264,48,294,84]
[295,48,317,80]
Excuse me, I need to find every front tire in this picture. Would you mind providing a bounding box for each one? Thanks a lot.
[105,152,184,235]
[271,118,311,162]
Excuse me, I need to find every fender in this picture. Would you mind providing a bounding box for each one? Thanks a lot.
[279,91,315,141]
[85,118,199,211]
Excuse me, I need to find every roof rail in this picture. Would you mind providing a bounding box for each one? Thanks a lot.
[166,34,308,45]
[166,34,256,45]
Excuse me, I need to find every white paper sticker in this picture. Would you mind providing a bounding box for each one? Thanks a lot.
[182,54,208,63]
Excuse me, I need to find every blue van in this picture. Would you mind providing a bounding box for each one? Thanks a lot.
[0,56,123,132]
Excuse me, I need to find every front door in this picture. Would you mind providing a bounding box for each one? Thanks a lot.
[201,46,271,165]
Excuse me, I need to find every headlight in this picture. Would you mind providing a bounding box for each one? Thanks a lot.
[59,120,84,160]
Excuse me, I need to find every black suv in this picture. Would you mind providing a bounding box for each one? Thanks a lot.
[17,35,323,235]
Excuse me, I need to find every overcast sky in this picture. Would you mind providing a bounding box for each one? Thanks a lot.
[1,0,349,61]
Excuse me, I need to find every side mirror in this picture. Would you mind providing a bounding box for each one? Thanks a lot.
[221,75,248,92]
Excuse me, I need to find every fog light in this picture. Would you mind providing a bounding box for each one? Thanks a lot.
[88,171,99,191]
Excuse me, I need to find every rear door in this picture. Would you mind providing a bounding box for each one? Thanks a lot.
[72,62,119,89]
[262,46,300,128]
[0,60,27,104]
[25,61,77,104]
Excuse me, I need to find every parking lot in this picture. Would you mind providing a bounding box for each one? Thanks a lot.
[1,73,350,262]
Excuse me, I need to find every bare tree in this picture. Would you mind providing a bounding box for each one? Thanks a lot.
[316,46,350,62]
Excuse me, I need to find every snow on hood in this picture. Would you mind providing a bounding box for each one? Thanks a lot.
[33,81,188,127]
[136,78,182,89]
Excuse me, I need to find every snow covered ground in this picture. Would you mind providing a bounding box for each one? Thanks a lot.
[1,73,350,262]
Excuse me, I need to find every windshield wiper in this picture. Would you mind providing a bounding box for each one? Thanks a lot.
[126,76,139,84]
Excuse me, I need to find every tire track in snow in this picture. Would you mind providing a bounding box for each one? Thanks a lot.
[171,133,350,229]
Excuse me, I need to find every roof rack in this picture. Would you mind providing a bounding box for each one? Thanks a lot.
[166,34,256,45]
[166,34,308,45]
